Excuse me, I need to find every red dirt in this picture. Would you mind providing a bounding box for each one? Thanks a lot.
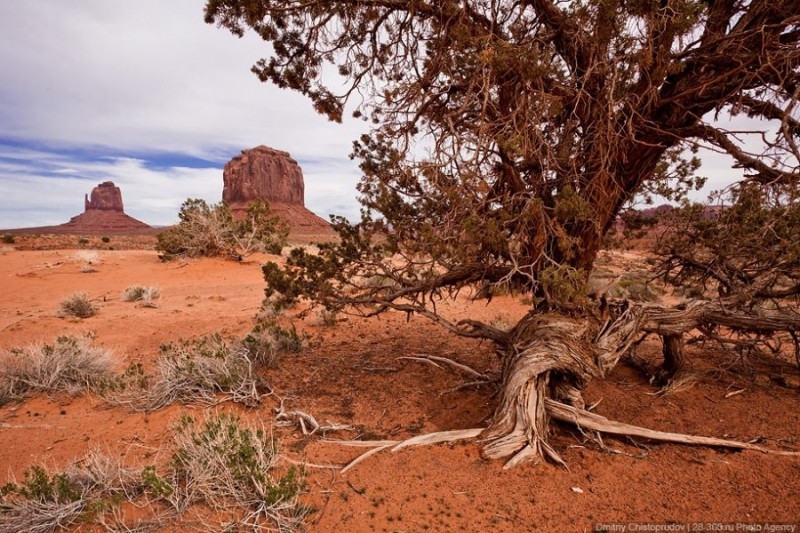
[1,242,798,532]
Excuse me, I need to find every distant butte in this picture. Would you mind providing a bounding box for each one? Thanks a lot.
[222,145,333,235]
[2,181,152,235]
[56,181,151,234]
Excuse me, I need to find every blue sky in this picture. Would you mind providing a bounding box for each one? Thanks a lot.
[0,1,365,228]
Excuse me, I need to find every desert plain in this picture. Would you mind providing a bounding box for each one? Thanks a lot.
[1,233,799,532]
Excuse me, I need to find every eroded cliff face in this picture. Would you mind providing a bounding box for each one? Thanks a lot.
[85,181,124,211]
[222,145,333,235]
[222,146,305,207]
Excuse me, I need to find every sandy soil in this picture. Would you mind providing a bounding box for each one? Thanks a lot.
[1,243,799,532]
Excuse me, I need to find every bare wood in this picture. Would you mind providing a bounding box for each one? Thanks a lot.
[545,399,800,456]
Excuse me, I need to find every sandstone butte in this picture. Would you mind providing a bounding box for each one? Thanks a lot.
[222,145,333,236]
[2,181,153,235]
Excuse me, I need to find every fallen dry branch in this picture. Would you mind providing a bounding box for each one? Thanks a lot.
[544,399,800,456]
[324,405,798,473]
[274,402,352,436]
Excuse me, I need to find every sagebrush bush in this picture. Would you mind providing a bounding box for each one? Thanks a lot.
[102,334,265,410]
[122,285,161,306]
[156,199,288,260]
[168,413,309,531]
[59,292,97,318]
[0,336,113,404]
[0,451,149,533]
[2,233,14,244]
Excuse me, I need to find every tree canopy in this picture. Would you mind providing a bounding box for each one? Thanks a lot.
[206,0,800,466]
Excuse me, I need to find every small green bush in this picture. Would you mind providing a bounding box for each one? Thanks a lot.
[2,233,14,244]
[170,414,309,530]
[59,292,97,318]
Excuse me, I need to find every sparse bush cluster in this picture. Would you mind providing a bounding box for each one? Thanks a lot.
[156,199,288,260]
[0,414,309,532]
[58,292,97,318]
[2,233,14,244]
[0,336,113,405]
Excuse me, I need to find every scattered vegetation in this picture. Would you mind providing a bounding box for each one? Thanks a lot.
[242,321,309,368]
[167,413,309,531]
[0,415,310,532]
[101,236,110,243]
[2,234,14,244]
[207,0,800,467]
[0,336,113,405]
[156,199,288,260]
[102,334,267,410]
[58,292,97,318]
[122,285,161,307]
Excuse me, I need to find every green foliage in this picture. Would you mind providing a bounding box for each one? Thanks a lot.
[59,292,97,318]
[170,413,310,530]
[207,0,800,342]
[16,466,81,504]
[540,265,588,306]
[157,198,288,260]
[242,320,309,368]
[2,233,14,244]
[140,465,173,499]
[656,183,800,302]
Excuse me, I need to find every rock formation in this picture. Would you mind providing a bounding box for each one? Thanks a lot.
[85,181,124,211]
[222,145,332,235]
[58,181,151,234]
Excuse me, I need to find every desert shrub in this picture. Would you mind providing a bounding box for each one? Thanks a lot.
[2,233,14,244]
[156,199,288,261]
[122,285,161,306]
[77,238,89,246]
[59,292,97,318]
[0,419,309,532]
[101,236,110,243]
[0,336,113,404]
[168,413,309,531]
[0,452,147,533]
[103,334,265,410]
[242,321,309,368]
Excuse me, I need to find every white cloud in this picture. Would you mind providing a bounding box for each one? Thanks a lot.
[0,0,365,228]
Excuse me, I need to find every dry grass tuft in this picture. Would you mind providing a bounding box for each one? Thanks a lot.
[122,285,161,307]
[58,292,98,318]
[0,336,113,404]
[103,334,266,411]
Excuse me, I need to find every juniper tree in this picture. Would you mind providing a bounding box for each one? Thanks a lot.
[206,0,800,466]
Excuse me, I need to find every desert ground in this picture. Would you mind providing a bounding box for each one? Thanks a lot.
[1,234,799,532]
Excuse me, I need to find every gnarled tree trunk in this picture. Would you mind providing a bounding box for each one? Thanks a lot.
[479,299,800,467]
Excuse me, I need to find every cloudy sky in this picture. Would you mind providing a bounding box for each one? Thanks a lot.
[0,2,760,230]
[0,1,367,229]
